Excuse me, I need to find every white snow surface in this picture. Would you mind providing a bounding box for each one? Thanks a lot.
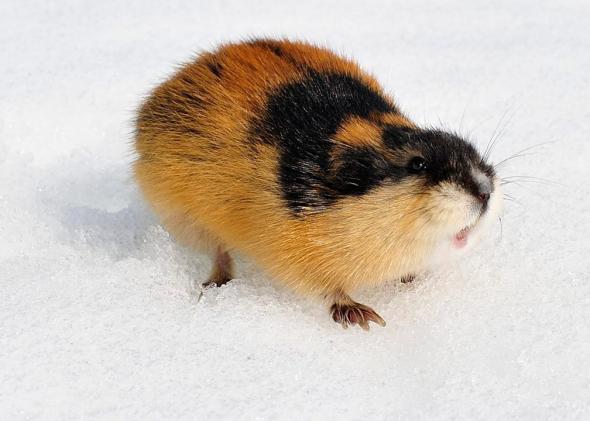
[1,0,589,419]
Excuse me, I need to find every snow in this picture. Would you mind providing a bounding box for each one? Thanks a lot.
[1,0,589,419]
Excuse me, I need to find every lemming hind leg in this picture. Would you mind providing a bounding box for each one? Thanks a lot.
[150,206,234,289]
[328,289,386,330]
[202,246,234,288]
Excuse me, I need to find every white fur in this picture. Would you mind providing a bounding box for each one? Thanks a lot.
[428,177,503,267]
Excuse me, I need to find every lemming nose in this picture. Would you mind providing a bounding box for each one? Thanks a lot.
[476,181,491,204]
[472,169,492,205]
[478,191,490,203]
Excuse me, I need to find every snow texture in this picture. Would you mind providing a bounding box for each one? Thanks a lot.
[1,0,589,419]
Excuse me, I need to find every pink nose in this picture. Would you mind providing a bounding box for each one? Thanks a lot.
[478,192,490,203]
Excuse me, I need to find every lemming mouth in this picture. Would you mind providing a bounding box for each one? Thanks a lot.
[455,224,472,240]
[453,209,484,248]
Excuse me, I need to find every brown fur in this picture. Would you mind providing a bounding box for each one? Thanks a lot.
[133,39,497,329]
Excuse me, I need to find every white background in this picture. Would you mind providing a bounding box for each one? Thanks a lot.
[1,0,589,419]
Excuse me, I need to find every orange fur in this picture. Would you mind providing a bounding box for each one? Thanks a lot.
[133,39,501,323]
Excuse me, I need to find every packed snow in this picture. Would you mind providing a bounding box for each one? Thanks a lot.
[1,0,589,419]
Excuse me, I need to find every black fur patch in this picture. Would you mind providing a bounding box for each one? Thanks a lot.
[255,40,284,57]
[326,148,394,197]
[382,126,415,149]
[207,61,222,78]
[177,88,203,110]
[140,85,205,138]
[248,39,306,70]
[180,127,202,136]
[252,71,396,214]
[383,128,495,198]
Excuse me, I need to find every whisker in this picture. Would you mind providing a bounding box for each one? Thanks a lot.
[458,89,477,133]
[501,175,561,185]
[493,151,536,167]
[503,193,518,202]
[485,113,514,161]
[501,181,562,206]
[483,107,516,162]
[493,140,557,169]
[482,110,509,161]
[501,180,541,187]
[503,193,524,207]
[501,178,561,187]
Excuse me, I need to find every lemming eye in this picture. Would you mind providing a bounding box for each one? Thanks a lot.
[408,157,428,172]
